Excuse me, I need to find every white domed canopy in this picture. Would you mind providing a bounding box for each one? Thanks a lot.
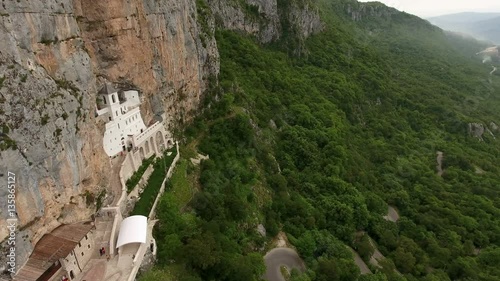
[116,215,147,248]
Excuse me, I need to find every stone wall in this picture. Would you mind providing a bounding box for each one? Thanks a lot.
[148,142,180,219]
[60,229,96,278]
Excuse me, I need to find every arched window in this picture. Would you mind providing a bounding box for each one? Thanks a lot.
[111,94,116,103]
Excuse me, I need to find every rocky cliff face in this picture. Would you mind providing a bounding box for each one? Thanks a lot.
[0,0,320,276]
[0,0,108,270]
[208,0,322,43]
[74,0,220,126]
[468,122,499,140]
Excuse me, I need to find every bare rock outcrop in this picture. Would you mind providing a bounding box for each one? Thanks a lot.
[467,122,499,141]
[0,1,109,271]
[490,122,499,132]
[208,0,323,43]
[347,1,399,22]
[468,123,485,140]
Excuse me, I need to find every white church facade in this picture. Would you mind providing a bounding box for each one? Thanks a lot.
[95,84,173,162]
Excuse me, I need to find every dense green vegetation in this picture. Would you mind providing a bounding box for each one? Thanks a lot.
[165,159,194,208]
[143,0,500,280]
[131,148,177,216]
[126,155,156,193]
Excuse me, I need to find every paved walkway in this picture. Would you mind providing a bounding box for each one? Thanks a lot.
[94,216,114,253]
[263,248,305,281]
[110,154,125,206]
[73,243,110,281]
[78,260,106,281]
[74,147,174,281]
[348,247,372,274]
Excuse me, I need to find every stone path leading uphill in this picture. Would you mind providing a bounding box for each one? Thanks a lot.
[110,154,125,206]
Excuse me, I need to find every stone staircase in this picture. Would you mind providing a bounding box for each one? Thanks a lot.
[95,217,114,251]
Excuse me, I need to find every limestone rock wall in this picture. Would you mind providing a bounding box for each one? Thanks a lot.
[208,0,322,43]
[0,0,108,271]
[73,0,220,127]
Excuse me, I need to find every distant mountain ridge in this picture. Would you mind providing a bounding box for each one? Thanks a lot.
[427,12,500,44]
[428,12,500,23]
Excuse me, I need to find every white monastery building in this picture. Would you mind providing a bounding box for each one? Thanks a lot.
[96,84,147,156]
[95,84,173,161]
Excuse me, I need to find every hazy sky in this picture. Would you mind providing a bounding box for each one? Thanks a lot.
[357,0,500,17]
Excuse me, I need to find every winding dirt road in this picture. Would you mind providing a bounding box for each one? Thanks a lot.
[348,247,372,274]
[436,151,444,177]
[263,248,305,281]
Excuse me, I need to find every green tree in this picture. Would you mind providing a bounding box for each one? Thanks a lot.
[393,247,416,274]
[182,233,221,270]
[355,234,374,262]
[315,257,360,281]
[358,273,389,281]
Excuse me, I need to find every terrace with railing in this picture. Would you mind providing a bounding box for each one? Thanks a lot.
[132,121,163,147]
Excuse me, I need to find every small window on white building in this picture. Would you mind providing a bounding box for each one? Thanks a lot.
[112,94,116,103]
[118,124,120,129]
[81,252,84,256]
[78,242,81,247]
[116,111,118,116]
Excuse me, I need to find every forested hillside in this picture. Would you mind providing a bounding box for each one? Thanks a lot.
[141,0,500,280]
